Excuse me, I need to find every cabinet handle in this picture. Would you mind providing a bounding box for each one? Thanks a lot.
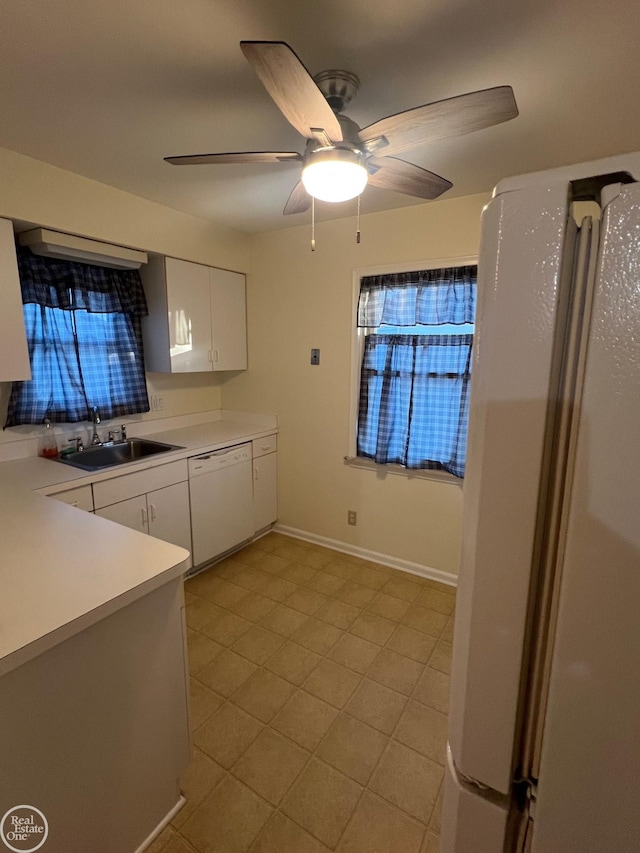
[254,466,259,480]
[141,507,148,527]
[213,349,219,363]
[207,350,213,363]
[150,503,157,522]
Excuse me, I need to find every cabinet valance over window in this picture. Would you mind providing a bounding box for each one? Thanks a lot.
[357,265,476,327]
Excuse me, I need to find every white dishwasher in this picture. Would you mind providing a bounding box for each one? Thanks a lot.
[188,443,254,568]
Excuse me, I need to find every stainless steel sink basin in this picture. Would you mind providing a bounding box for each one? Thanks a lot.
[57,438,184,471]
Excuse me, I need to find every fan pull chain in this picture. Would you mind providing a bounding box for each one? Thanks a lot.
[356,195,361,244]
[311,196,316,252]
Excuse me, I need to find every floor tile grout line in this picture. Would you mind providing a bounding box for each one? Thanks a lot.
[183,534,452,850]
[362,735,441,829]
[189,558,455,612]
[189,635,449,723]
[190,667,448,778]
[198,660,446,823]
[245,807,332,853]
[189,598,451,716]
[187,575,452,642]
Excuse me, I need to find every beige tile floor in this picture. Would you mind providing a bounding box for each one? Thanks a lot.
[149,532,455,853]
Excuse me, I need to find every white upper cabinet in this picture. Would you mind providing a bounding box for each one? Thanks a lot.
[164,256,212,372]
[141,256,247,373]
[210,267,248,371]
[0,219,31,381]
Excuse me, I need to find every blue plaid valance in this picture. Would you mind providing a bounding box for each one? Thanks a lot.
[357,265,476,327]
[16,247,148,316]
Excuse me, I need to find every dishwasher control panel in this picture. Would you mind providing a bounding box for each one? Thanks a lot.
[188,443,252,477]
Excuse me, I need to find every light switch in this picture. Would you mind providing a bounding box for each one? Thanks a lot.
[310,348,320,365]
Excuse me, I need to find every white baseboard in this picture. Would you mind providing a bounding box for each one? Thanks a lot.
[135,795,186,852]
[273,523,458,589]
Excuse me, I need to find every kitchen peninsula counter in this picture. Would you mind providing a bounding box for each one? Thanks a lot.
[0,412,277,676]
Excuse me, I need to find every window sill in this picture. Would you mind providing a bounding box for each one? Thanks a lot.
[343,455,463,486]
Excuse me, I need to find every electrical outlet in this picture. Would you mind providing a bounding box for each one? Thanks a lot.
[158,397,165,410]
[348,510,357,526]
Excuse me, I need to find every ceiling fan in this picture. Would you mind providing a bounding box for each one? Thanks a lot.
[165,41,518,215]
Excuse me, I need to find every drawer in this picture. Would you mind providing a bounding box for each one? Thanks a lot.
[49,485,94,512]
[93,459,188,509]
[252,434,277,458]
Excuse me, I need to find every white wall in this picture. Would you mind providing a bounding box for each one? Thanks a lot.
[0,146,252,436]
[226,193,490,577]
[0,145,487,576]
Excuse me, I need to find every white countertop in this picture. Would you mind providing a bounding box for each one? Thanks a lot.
[0,416,277,676]
[2,417,277,495]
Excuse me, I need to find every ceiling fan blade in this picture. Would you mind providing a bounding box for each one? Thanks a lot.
[283,181,311,215]
[368,157,452,200]
[165,151,302,166]
[360,86,518,157]
[241,41,342,142]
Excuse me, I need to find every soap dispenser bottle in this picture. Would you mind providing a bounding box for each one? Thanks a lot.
[40,418,58,459]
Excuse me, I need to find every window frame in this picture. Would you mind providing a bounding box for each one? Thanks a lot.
[347,255,477,484]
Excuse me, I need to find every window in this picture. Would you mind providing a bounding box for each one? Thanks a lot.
[4,249,150,427]
[354,262,476,479]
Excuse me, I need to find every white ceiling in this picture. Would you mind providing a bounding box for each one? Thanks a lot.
[2,0,639,234]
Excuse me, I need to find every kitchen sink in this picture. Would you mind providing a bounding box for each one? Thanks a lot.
[57,438,185,471]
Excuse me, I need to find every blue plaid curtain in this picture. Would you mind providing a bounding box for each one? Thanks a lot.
[357,266,476,478]
[5,249,150,427]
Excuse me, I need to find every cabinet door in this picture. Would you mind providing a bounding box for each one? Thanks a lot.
[49,485,94,512]
[0,219,31,381]
[165,257,212,373]
[253,453,277,533]
[209,268,247,371]
[147,481,192,567]
[96,495,148,533]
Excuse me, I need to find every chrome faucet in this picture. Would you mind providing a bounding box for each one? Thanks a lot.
[90,406,102,445]
[69,436,84,452]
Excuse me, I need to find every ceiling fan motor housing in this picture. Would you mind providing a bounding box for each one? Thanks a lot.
[314,69,360,114]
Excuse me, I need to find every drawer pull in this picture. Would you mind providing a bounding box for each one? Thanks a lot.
[260,444,271,452]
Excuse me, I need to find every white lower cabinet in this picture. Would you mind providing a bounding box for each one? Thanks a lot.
[147,481,192,551]
[252,436,277,533]
[48,433,278,565]
[97,482,192,561]
[96,493,147,533]
[94,463,192,569]
[48,484,94,512]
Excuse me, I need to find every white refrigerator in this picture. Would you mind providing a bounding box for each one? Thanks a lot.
[442,152,640,853]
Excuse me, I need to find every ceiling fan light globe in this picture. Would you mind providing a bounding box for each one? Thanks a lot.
[302,149,368,203]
